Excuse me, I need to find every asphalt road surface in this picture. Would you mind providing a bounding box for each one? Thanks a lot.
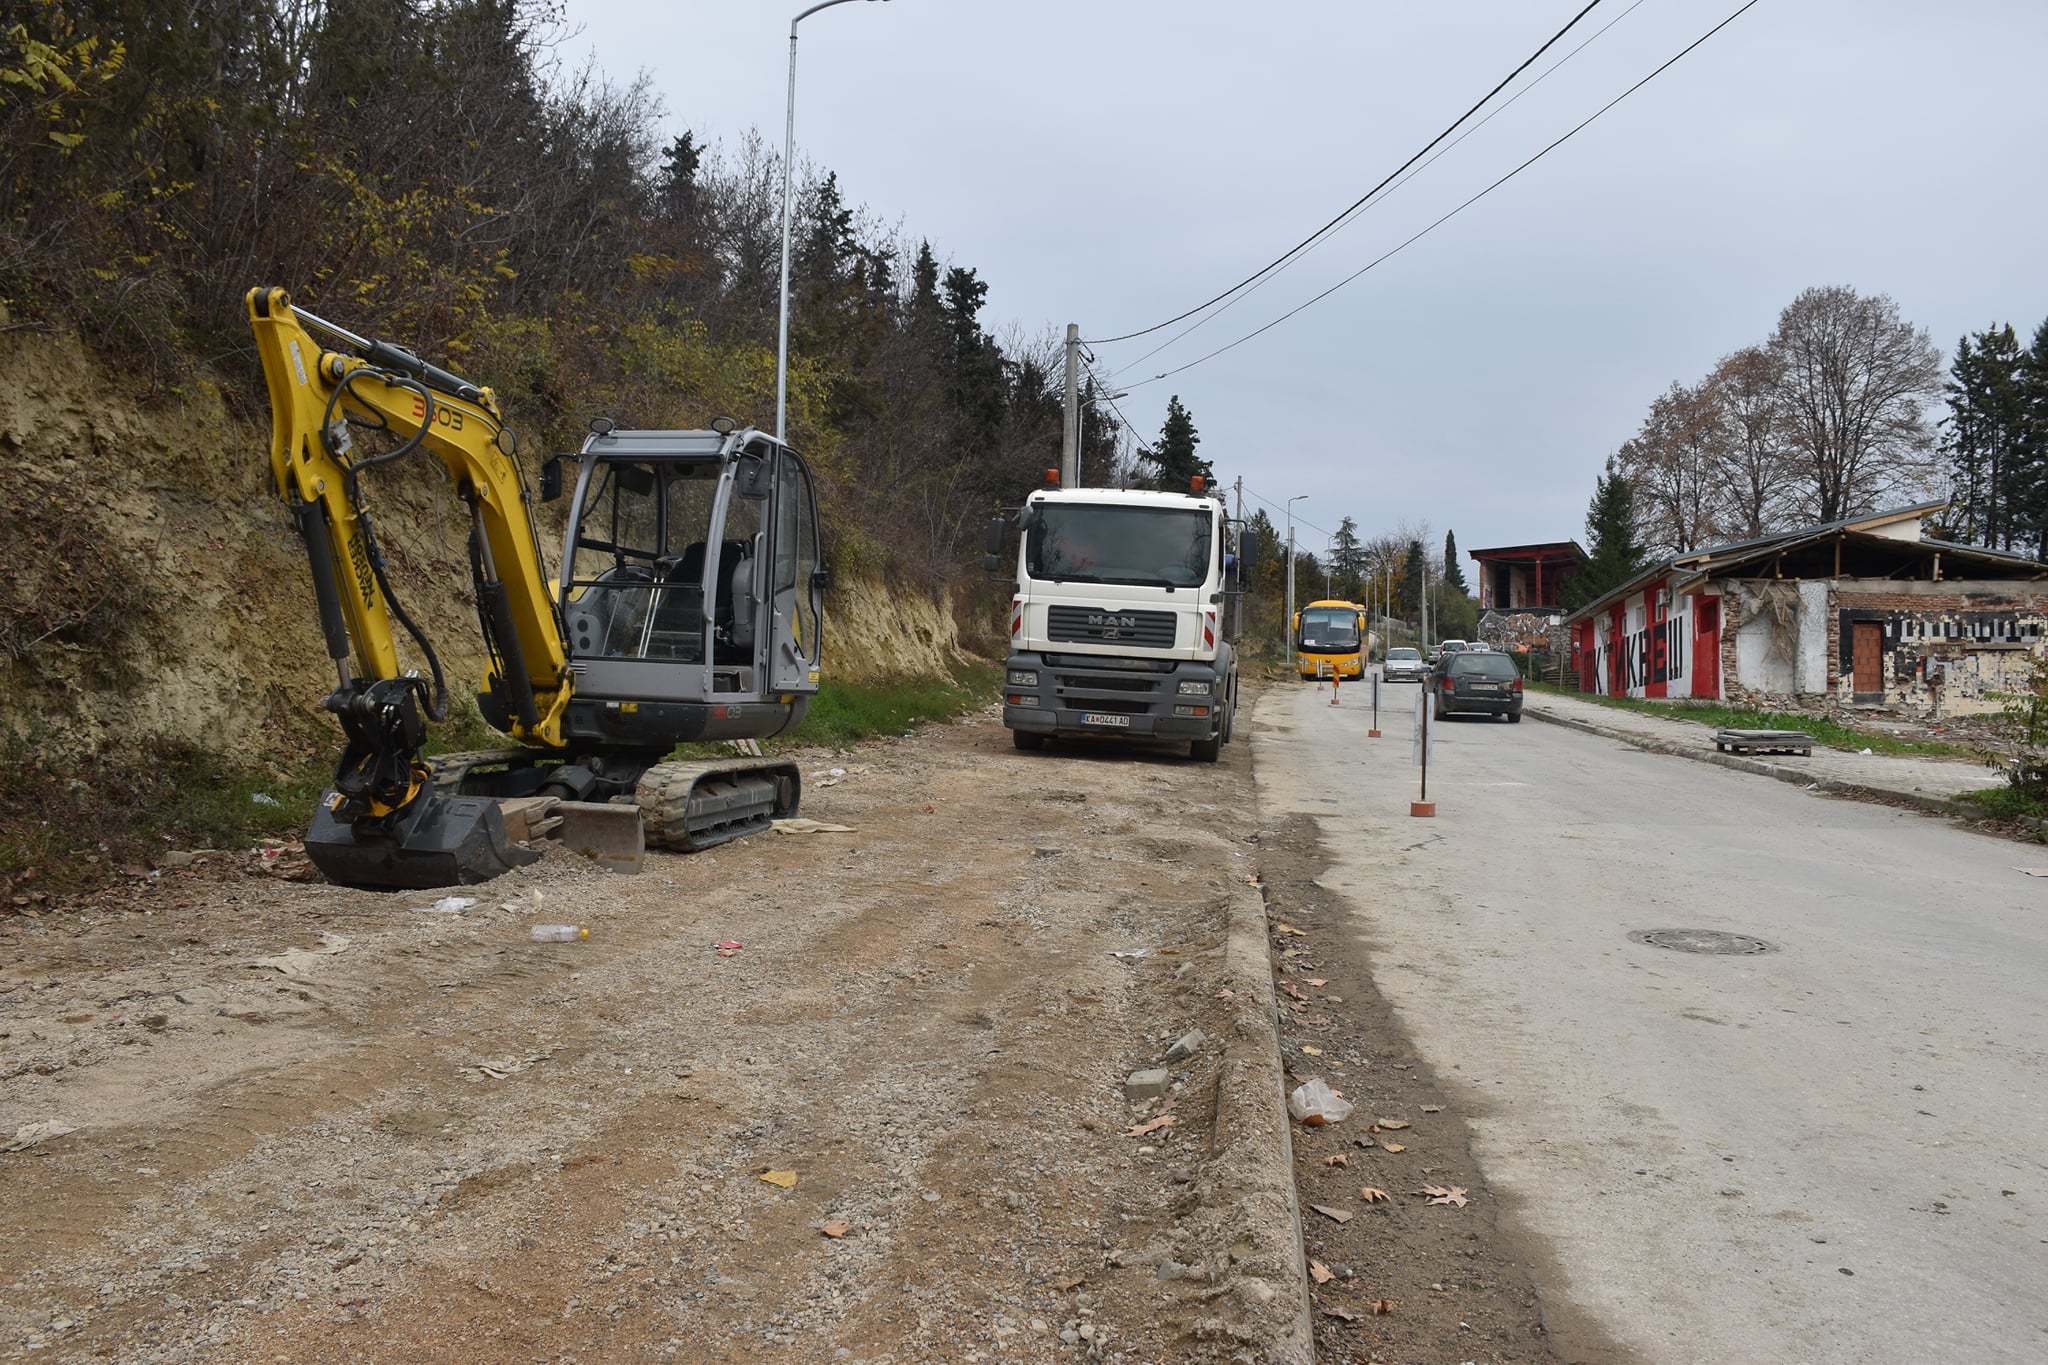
[1253,674,2047,1363]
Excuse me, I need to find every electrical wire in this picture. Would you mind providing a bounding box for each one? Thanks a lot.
[1089,1,1607,348]
[1122,0,1763,391]
[1100,0,1651,385]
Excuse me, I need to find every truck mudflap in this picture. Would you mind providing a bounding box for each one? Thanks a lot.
[305,791,540,889]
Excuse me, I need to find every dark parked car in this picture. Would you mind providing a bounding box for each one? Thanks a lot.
[1382,646,1427,682]
[1432,650,1524,721]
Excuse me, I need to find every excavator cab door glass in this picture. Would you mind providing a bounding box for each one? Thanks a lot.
[772,449,821,687]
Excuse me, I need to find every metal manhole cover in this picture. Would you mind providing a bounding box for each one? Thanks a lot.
[1629,929,1776,955]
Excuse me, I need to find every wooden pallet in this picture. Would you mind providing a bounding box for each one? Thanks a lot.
[1714,728,1813,756]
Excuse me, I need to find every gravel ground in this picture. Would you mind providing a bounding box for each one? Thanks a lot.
[1,710,1310,1364]
[2,696,1602,1365]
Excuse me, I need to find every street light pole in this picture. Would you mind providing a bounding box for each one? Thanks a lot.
[776,0,887,442]
[1285,495,1308,655]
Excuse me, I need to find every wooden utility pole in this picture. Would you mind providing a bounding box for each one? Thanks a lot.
[1061,323,1080,487]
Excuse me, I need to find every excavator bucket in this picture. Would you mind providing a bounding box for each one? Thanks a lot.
[305,791,539,890]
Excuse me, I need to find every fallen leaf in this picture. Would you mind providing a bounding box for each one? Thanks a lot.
[1279,980,1307,1001]
[1301,1045,1323,1056]
[1322,1306,1358,1322]
[1421,1105,1442,1114]
[1275,923,1307,936]
[1309,1259,1334,1285]
[1372,1298,1396,1316]
[1051,1276,1085,1292]
[1322,1154,1350,1169]
[1309,1203,1355,1223]
[1376,1118,1410,1130]
[1305,977,1328,987]
[760,1170,798,1188]
[1379,1142,1406,1154]
[1422,1184,1469,1208]
[1125,1115,1175,1138]
[819,1221,851,1238]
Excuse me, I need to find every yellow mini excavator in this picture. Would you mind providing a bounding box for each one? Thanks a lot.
[247,287,827,888]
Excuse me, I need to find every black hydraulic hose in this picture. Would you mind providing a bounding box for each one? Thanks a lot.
[291,499,353,666]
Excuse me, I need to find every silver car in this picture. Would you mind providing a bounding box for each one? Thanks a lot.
[1382,646,1427,682]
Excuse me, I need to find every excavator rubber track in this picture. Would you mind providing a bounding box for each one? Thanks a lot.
[636,757,802,852]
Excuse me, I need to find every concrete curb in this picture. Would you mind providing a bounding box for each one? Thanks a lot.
[1523,703,1987,822]
[1209,877,1315,1363]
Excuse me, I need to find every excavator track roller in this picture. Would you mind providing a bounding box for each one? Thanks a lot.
[637,758,802,852]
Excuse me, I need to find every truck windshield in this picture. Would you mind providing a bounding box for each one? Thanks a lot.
[1298,608,1359,649]
[1024,504,1214,588]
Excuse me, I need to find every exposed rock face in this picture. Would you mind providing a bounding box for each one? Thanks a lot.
[0,331,965,763]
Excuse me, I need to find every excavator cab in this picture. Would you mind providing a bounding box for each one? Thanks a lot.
[553,424,825,741]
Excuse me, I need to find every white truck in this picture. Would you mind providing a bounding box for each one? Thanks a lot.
[990,483,1244,761]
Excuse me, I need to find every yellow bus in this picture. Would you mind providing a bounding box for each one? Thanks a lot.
[1294,600,1370,681]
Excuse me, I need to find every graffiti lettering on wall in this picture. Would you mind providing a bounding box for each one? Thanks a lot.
[1603,617,1687,693]
[1894,617,2044,645]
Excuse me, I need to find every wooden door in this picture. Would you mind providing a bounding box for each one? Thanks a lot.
[1852,621,1882,695]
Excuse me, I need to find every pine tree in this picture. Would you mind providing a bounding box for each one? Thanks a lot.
[1562,458,1649,610]
[1441,529,1469,595]
[1149,395,1212,490]
[1398,540,1425,619]
[1329,517,1366,599]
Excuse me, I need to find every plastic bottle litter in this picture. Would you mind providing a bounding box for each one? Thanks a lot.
[1288,1078,1354,1127]
[530,924,588,943]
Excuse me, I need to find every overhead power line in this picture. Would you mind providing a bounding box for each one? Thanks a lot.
[1101,0,1650,385]
[1121,0,1764,391]
[1089,1,1606,348]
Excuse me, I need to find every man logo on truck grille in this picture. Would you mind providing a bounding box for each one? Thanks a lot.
[1088,615,1137,627]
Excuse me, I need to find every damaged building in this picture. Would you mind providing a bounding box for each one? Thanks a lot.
[1562,502,2048,718]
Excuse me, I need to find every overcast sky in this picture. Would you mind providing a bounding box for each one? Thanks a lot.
[565,0,2048,565]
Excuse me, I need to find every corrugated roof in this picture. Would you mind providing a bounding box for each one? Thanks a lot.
[1559,502,2046,625]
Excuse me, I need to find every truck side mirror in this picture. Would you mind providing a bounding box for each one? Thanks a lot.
[983,553,1001,575]
[540,457,564,502]
[810,566,833,593]
[984,515,1006,555]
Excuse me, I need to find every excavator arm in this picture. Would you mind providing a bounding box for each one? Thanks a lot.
[248,286,570,881]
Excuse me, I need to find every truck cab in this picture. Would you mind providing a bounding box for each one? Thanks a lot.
[995,485,1240,762]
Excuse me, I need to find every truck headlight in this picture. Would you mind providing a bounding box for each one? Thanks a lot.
[1176,680,1212,696]
[1008,669,1038,687]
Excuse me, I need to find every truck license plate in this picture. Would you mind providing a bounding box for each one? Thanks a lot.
[1081,712,1130,728]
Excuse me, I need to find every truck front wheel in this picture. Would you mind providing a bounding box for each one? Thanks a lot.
[1190,733,1222,763]
[1013,730,1048,751]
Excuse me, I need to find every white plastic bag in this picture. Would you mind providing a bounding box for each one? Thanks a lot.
[1288,1078,1354,1127]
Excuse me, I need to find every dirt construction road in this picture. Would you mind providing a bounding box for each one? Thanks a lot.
[1,701,1565,1364]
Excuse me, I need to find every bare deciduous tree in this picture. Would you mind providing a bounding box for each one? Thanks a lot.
[1710,345,1796,539]
[1768,285,1945,523]
[1616,379,1728,556]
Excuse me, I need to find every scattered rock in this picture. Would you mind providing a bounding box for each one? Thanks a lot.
[1124,1068,1171,1102]
[1162,1029,1206,1064]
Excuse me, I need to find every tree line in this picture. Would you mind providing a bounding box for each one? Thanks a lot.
[1569,284,2048,612]
[0,0,1204,600]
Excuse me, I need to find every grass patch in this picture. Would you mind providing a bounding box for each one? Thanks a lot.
[1524,682,1972,757]
[0,737,330,898]
[785,665,997,749]
[659,665,1002,760]
[1958,785,2048,824]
